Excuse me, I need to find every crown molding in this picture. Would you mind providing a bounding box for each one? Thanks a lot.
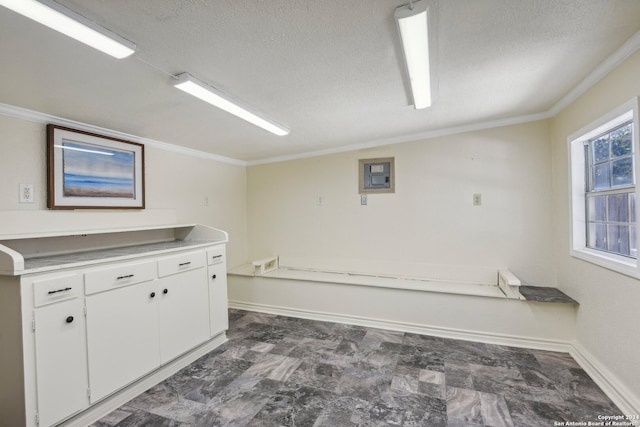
[0,103,247,167]
[247,111,551,166]
[548,30,640,116]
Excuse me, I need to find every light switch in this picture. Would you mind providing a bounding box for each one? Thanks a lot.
[473,193,482,206]
[361,194,368,205]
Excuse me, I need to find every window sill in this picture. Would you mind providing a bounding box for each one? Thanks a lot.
[570,247,639,278]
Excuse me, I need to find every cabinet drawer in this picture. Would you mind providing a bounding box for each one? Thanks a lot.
[207,245,226,265]
[158,251,205,278]
[33,274,83,307]
[85,260,156,295]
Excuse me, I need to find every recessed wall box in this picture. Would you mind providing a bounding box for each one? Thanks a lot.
[359,157,395,194]
[252,256,278,275]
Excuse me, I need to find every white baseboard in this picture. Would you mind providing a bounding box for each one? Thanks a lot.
[228,300,570,352]
[59,333,228,427]
[229,299,639,419]
[570,342,640,422]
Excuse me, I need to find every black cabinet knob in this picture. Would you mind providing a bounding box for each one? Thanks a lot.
[150,292,156,298]
[66,316,74,323]
[212,274,217,279]
[163,289,168,294]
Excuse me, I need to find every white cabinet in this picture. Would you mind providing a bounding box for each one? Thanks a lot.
[158,267,209,363]
[208,246,229,337]
[85,279,161,403]
[33,294,88,426]
[157,251,209,363]
[0,224,229,427]
[86,251,212,402]
[209,264,229,337]
[85,260,161,403]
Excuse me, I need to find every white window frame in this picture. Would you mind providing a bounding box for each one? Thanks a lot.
[568,97,640,277]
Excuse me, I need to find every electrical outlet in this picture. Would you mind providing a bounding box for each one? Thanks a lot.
[473,193,482,206]
[19,184,34,203]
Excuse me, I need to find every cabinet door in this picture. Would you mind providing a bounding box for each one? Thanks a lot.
[208,262,229,337]
[158,268,209,364]
[85,280,160,403]
[34,298,87,427]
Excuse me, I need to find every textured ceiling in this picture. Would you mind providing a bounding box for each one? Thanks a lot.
[1,0,640,162]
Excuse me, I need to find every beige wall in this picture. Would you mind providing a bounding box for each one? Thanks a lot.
[143,147,247,266]
[551,49,640,401]
[0,115,247,267]
[247,120,555,286]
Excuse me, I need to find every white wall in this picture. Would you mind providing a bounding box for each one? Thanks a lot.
[551,49,640,405]
[247,120,555,286]
[0,115,247,267]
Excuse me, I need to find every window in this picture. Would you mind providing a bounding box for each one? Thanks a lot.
[585,122,635,258]
[569,98,639,277]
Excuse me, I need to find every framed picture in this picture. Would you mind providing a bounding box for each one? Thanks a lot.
[47,124,145,209]
[359,157,395,194]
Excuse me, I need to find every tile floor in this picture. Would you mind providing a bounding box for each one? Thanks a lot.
[93,309,621,426]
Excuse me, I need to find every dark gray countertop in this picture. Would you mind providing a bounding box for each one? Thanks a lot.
[519,285,578,304]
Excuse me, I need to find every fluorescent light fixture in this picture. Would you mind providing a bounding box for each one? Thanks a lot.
[0,0,135,59]
[395,0,431,109]
[173,73,289,136]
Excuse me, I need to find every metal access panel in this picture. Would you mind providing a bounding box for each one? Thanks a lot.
[359,157,395,194]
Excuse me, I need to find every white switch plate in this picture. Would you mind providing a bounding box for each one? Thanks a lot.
[473,193,482,206]
[20,184,34,203]
[361,194,368,205]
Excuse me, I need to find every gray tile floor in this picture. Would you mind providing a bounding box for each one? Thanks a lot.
[93,309,621,426]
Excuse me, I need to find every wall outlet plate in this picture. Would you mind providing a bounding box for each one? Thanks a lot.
[19,184,34,203]
[361,194,368,205]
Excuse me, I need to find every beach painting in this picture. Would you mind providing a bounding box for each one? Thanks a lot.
[47,124,145,209]
[62,140,136,198]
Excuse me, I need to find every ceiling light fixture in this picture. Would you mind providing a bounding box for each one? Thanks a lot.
[395,0,431,109]
[173,73,289,136]
[0,0,136,59]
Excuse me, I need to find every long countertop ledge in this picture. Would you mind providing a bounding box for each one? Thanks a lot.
[0,224,229,275]
[230,261,579,305]
[23,240,220,273]
[230,263,523,300]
